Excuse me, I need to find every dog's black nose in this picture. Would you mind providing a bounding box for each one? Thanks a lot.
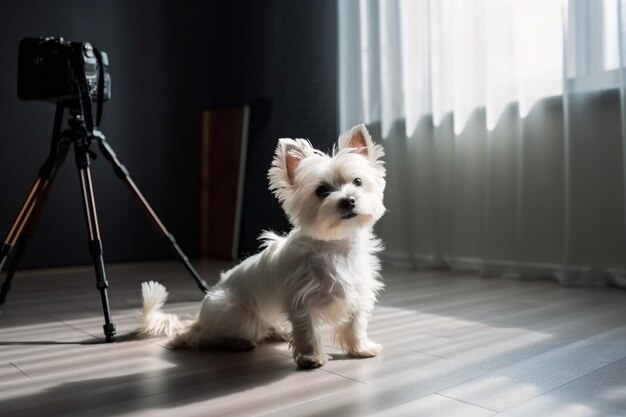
[341,196,357,210]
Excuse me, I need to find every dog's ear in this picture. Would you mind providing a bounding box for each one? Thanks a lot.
[337,123,384,162]
[268,138,313,201]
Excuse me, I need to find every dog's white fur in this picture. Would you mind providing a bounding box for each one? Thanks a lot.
[139,124,386,368]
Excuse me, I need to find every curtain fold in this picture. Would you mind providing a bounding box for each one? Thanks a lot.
[339,0,626,287]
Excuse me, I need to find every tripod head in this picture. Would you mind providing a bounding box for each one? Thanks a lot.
[41,104,101,180]
[64,106,105,145]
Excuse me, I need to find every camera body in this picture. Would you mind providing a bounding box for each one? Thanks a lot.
[17,37,111,104]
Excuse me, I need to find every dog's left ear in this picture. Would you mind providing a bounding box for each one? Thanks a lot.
[268,138,313,202]
[337,123,385,162]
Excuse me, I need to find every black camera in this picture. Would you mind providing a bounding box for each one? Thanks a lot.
[17,37,111,104]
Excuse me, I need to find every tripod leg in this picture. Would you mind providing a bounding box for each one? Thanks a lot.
[75,143,116,342]
[96,137,210,293]
[0,239,27,303]
[0,179,48,303]
[0,140,71,304]
[0,103,68,304]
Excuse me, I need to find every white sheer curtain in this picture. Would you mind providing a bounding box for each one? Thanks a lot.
[339,0,626,286]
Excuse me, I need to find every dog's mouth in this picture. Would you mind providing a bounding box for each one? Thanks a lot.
[341,212,358,220]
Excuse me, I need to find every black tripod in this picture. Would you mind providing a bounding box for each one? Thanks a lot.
[0,103,210,342]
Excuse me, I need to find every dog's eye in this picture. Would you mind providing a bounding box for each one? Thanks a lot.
[353,178,363,186]
[315,184,331,199]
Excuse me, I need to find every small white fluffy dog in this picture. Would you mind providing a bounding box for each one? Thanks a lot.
[139,124,386,368]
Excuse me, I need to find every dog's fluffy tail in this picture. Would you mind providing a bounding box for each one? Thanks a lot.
[139,281,186,338]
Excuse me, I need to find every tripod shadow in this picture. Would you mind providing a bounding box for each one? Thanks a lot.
[1,336,295,416]
[0,330,141,346]
[0,340,99,346]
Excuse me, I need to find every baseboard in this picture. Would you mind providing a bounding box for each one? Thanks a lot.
[380,249,626,287]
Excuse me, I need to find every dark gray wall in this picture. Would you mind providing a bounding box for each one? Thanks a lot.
[0,0,338,268]
[238,0,338,256]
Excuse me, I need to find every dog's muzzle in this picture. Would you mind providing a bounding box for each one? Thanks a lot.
[340,196,357,219]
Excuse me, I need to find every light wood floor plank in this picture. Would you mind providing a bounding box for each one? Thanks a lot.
[440,324,626,411]
[368,393,496,417]
[497,357,626,417]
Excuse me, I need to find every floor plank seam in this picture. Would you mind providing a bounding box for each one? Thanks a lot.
[254,383,364,417]
[319,368,367,385]
[9,362,30,379]
[434,392,498,413]
[406,349,451,360]
[55,318,104,343]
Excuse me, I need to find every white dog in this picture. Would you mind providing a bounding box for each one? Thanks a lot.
[139,124,386,368]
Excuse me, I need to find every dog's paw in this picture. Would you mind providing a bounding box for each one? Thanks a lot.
[295,353,329,369]
[349,341,382,358]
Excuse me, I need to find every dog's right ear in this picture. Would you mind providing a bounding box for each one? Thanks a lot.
[268,138,312,202]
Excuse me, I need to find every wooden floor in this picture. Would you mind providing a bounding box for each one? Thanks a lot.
[1,259,625,417]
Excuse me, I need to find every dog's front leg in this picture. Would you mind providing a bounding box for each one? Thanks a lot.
[289,311,327,368]
[335,311,381,358]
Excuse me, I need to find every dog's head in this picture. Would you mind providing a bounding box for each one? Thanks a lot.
[268,124,386,241]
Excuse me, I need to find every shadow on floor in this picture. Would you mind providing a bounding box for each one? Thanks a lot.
[1,334,296,416]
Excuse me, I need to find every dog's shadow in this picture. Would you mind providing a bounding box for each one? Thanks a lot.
[1,332,298,416]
